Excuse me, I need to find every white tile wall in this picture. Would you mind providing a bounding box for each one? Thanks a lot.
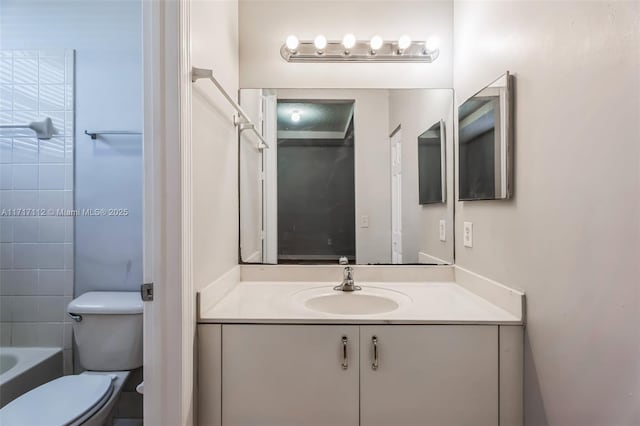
[0,49,74,373]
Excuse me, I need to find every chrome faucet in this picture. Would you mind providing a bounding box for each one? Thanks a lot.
[334,257,361,292]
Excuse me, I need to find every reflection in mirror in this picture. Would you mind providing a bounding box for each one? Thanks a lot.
[458,72,514,200]
[240,89,454,265]
[277,100,356,262]
[418,120,446,205]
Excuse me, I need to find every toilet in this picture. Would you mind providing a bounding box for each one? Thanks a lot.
[0,292,143,426]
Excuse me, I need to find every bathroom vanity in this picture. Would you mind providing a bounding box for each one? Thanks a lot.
[197,265,524,426]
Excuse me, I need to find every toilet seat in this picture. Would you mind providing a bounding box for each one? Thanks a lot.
[0,374,114,426]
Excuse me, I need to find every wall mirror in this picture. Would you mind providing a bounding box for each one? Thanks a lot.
[239,88,454,265]
[458,71,514,201]
[418,120,446,205]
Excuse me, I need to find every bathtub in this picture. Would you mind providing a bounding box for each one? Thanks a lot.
[0,347,62,408]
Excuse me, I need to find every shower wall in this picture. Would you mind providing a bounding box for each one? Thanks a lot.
[0,49,75,375]
[0,0,143,298]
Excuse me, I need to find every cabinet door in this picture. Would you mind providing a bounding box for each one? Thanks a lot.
[222,324,359,426]
[360,325,498,426]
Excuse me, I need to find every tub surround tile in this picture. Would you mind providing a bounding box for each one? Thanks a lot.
[38,164,65,190]
[0,218,13,242]
[0,270,38,295]
[12,85,38,110]
[39,57,65,85]
[1,242,14,269]
[0,322,11,344]
[38,217,66,243]
[37,269,66,295]
[0,50,74,377]
[13,217,39,242]
[11,164,38,189]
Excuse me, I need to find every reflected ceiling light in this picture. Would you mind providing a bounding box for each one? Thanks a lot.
[398,35,412,52]
[425,36,440,52]
[342,33,356,51]
[285,35,299,52]
[290,111,301,122]
[314,34,327,53]
[369,35,383,53]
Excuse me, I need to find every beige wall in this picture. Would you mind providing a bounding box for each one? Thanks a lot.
[191,0,240,291]
[388,89,454,263]
[453,1,640,424]
[239,0,453,89]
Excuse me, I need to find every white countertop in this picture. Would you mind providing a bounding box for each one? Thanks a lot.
[198,281,522,325]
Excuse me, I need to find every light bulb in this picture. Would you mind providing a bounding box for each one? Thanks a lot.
[398,35,412,50]
[342,33,356,50]
[370,35,383,51]
[291,111,301,123]
[314,34,327,51]
[285,35,299,51]
[425,36,440,52]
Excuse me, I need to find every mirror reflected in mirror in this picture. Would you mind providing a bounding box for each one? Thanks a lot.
[458,72,514,201]
[418,120,446,205]
[240,88,454,265]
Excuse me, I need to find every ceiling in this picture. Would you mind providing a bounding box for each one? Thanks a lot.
[277,100,354,139]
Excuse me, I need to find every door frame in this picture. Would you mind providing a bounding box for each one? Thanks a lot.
[142,0,194,425]
[390,125,403,264]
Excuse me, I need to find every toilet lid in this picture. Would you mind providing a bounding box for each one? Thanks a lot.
[0,374,113,426]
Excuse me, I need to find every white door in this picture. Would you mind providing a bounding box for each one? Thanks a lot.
[360,325,499,426]
[222,325,360,426]
[390,129,403,263]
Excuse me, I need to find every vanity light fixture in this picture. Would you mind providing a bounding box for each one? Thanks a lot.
[397,34,412,54]
[280,34,440,63]
[425,36,440,53]
[342,33,356,54]
[314,34,328,54]
[369,35,383,54]
[285,35,299,53]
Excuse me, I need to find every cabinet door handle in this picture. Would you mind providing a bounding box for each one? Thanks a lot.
[372,336,379,370]
[341,336,348,369]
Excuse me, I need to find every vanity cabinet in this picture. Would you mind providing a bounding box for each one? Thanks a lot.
[219,325,359,426]
[359,325,498,426]
[199,324,519,426]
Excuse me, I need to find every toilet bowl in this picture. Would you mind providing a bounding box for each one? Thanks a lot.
[0,292,142,426]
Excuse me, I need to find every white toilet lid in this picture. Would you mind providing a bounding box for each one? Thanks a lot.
[0,374,113,426]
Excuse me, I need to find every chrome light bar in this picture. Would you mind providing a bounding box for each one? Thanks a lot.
[280,40,439,63]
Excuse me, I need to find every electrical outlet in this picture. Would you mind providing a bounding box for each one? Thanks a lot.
[463,222,473,248]
[360,215,369,228]
[439,220,446,242]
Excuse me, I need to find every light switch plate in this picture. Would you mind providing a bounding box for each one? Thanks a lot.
[360,215,369,228]
[463,221,473,247]
[439,219,446,242]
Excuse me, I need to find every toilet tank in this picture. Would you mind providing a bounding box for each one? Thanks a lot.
[67,292,143,371]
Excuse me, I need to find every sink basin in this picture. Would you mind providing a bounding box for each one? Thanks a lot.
[305,294,399,315]
[292,286,411,315]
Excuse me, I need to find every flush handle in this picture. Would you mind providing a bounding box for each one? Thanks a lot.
[371,336,379,370]
[341,336,348,370]
[68,313,82,322]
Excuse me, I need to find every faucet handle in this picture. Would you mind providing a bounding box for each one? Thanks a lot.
[339,256,349,265]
